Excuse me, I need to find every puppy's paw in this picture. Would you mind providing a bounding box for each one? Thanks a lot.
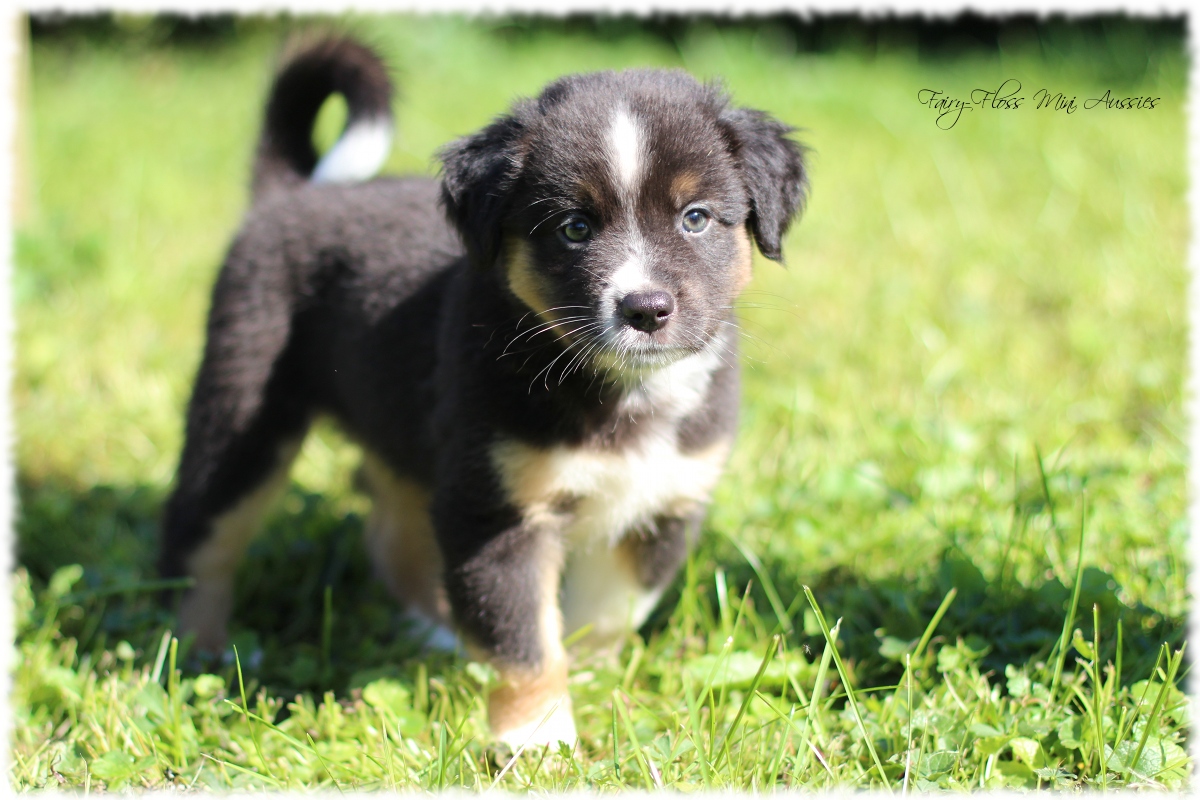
[177,584,233,656]
[494,695,578,750]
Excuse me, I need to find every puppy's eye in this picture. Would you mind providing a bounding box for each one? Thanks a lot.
[560,216,592,244]
[682,208,710,234]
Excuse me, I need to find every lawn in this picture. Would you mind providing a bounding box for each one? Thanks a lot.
[11,13,1190,791]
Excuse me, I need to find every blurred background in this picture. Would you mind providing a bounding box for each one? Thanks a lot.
[13,11,1187,696]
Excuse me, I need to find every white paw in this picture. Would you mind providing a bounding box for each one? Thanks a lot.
[496,696,578,749]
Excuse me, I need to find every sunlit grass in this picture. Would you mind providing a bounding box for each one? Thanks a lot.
[13,15,1189,791]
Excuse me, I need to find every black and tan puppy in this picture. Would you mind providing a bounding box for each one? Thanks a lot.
[161,37,807,746]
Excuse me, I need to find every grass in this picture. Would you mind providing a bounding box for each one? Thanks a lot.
[12,13,1190,791]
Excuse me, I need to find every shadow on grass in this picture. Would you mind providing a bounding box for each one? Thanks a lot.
[18,476,1185,704]
[17,476,457,703]
[688,545,1187,693]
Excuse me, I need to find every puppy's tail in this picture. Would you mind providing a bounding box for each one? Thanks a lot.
[252,36,394,201]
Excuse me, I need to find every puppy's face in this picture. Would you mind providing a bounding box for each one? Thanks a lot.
[441,70,807,375]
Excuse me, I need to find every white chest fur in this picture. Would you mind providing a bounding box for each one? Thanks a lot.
[491,348,730,549]
[493,432,729,549]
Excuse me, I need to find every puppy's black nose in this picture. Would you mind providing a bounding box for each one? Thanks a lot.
[620,291,675,332]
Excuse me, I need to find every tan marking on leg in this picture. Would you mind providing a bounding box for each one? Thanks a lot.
[733,224,754,294]
[359,453,449,626]
[488,657,575,747]
[484,430,731,741]
[670,171,702,207]
[179,440,302,652]
[505,237,553,319]
[474,531,576,747]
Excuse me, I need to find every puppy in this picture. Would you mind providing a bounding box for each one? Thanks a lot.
[160,36,807,747]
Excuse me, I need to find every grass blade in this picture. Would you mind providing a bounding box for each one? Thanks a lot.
[804,586,892,793]
[723,534,794,633]
[716,634,780,769]
[881,587,956,727]
[1129,644,1185,778]
[1050,494,1087,699]
[232,645,275,786]
[307,733,345,794]
[150,629,171,685]
[1091,604,1107,789]
[613,691,654,788]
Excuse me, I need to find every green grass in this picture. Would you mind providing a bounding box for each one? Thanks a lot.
[13,14,1190,791]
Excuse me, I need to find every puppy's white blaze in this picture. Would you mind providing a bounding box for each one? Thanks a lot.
[312,116,393,184]
[603,233,652,319]
[608,254,651,297]
[608,108,643,194]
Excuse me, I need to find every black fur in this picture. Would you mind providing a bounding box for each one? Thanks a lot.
[162,37,807,738]
[717,107,809,261]
[439,112,529,268]
[253,36,393,199]
[626,513,700,590]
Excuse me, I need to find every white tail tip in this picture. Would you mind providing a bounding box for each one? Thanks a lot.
[312,116,393,184]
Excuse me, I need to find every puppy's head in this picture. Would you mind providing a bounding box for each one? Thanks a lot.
[440,69,807,374]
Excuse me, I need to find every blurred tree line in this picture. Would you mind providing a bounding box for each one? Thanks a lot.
[26,11,1184,87]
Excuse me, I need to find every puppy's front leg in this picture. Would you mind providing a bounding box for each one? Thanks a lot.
[439,506,575,748]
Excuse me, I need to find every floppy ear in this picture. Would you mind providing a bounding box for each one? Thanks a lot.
[718,107,808,261]
[438,113,527,268]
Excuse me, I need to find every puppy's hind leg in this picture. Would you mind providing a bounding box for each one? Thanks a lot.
[160,263,310,653]
[168,436,303,653]
[358,453,456,652]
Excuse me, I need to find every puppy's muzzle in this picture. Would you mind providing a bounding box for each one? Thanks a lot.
[619,290,675,333]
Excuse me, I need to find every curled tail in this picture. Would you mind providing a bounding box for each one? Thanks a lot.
[252,37,394,201]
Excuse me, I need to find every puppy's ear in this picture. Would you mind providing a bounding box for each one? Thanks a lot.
[439,114,527,268]
[718,107,808,261]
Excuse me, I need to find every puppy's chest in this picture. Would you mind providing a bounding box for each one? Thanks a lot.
[492,354,730,547]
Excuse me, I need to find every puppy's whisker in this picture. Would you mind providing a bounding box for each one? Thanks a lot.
[506,305,590,335]
[533,304,591,315]
[726,301,805,323]
[529,207,574,235]
[518,328,591,380]
[530,327,598,393]
[559,331,607,383]
[511,304,591,328]
[530,316,594,342]
[575,265,607,283]
[496,321,585,357]
[549,323,604,355]
[499,311,593,356]
[714,322,777,357]
[542,318,601,348]
[568,343,602,383]
[509,315,591,346]
[510,314,589,340]
[516,195,573,214]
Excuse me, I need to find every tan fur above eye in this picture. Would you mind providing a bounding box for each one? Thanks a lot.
[670,171,702,207]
